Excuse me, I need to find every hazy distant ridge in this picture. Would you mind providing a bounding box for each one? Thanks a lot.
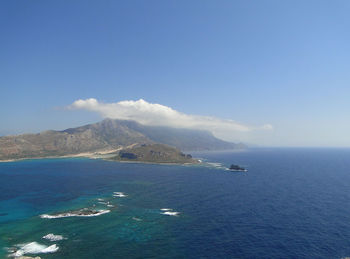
[120,120,244,151]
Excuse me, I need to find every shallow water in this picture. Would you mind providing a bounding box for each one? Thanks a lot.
[1,148,350,258]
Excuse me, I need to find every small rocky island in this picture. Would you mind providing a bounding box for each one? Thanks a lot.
[111,143,198,164]
[229,164,247,172]
[40,208,110,218]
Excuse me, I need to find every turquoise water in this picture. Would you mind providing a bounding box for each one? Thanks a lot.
[1,149,350,258]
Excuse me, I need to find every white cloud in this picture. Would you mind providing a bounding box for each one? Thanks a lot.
[68,98,273,140]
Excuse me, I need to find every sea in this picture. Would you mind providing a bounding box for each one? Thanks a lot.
[1,148,350,259]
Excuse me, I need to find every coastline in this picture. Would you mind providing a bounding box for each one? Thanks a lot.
[0,150,201,166]
[0,149,121,163]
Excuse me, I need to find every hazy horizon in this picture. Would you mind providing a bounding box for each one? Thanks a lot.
[1,1,349,147]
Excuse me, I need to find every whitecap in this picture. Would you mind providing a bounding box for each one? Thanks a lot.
[113,192,127,197]
[205,162,230,170]
[160,208,172,211]
[97,198,104,201]
[207,162,222,167]
[107,204,114,207]
[162,211,180,216]
[98,201,108,205]
[132,217,142,221]
[42,233,65,241]
[40,213,74,219]
[9,242,58,257]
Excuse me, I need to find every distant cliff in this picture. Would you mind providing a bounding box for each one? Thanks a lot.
[0,119,245,161]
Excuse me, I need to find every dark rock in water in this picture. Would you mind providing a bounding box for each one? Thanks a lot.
[76,209,100,216]
[229,164,246,171]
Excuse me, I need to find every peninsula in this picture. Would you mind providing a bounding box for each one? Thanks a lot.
[0,119,245,163]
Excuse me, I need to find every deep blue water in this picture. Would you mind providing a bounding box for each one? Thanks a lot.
[1,148,350,258]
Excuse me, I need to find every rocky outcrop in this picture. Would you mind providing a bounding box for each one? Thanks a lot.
[112,144,198,164]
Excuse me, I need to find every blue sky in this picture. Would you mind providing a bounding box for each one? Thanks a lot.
[1,0,350,146]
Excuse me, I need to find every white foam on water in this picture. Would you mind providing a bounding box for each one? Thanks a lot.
[40,213,75,219]
[207,162,222,167]
[160,208,172,211]
[98,201,108,205]
[42,233,65,241]
[4,247,15,253]
[205,162,230,170]
[107,204,114,207]
[113,192,127,197]
[162,211,180,216]
[40,209,110,219]
[132,217,142,221]
[9,242,59,257]
[97,198,104,201]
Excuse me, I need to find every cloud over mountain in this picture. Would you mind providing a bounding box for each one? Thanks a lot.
[68,98,272,139]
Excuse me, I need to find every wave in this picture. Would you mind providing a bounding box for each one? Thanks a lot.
[96,199,115,207]
[160,208,180,216]
[40,209,110,219]
[207,162,222,167]
[162,211,180,216]
[9,242,58,257]
[205,162,229,170]
[132,217,142,221]
[113,192,127,197]
[42,233,65,241]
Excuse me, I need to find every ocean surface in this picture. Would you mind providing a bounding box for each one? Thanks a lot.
[1,148,350,258]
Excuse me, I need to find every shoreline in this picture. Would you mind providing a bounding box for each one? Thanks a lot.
[104,158,200,166]
[0,149,121,163]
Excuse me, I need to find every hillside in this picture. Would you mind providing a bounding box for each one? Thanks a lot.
[111,144,197,164]
[0,119,245,161]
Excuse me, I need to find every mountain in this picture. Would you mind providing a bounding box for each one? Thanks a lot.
[0,119,245,161]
